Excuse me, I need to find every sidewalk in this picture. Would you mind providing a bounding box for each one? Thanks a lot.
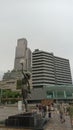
[45,110,72,130]
[0,105,72,130]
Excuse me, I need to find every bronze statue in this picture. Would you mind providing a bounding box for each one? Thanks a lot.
[20,61,31,112]
[21,72,31,112]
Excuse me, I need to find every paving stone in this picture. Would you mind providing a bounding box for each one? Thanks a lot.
[45,111,72,130]
[0,106,73,130]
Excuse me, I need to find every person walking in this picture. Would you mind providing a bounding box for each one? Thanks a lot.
[68,104,73,127]
[48,105,51,118]
[59,104,65,123]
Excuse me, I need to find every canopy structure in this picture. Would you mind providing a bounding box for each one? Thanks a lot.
[30,84,73,103]
[45,84,73,100]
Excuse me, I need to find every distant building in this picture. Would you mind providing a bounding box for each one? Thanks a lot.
[32,49,72,87]
[2,38,32,91]
[0,79,17,91]
[14,38,31,71]
[3,38,32,81]
[3,70,22,80]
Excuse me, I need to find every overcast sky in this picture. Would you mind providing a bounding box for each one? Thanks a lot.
[0,0,73,79]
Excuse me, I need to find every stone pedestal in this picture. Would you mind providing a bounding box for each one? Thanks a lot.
[5,112,48,130]
[5,112,37,127]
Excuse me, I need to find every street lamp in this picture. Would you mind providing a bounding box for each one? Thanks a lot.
[20,59,31,112]
[0,89,2,104]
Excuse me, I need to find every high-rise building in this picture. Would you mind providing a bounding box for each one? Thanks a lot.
[3,38,32,82]
[14,38,31,71]
[54,56,72,85]
[32,49,72,87]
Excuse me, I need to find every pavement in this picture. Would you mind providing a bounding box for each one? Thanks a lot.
[0,105,24,121]
[0,105,73,130]
[45,110,72,130]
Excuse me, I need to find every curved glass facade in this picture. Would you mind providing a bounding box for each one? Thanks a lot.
[46,84,73,99]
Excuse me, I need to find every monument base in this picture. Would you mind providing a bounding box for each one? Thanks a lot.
[5,112,48,130]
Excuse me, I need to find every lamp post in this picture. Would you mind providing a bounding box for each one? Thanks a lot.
[0,89,2,104]
[20,59,31,112]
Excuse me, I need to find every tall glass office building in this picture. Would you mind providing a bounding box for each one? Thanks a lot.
[32,49,72,87]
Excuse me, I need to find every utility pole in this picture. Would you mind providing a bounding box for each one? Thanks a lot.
[0,89,2,104]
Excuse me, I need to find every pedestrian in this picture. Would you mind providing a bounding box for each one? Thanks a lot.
[42,105,46,117]
[59,110,63,122]
[48,105,51,118]
[68,104,73,126]
[59,104,65,123]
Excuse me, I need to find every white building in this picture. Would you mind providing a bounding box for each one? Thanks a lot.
[32,49,72,87]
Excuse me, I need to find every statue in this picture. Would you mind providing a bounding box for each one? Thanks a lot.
[21,72,31,112]
[20,60,31,112]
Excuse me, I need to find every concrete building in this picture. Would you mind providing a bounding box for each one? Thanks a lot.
[3,38,32,88]
[3,38,32,81]
[0,79,17,91]
[32,49,72,87]
[3,70,22,80]
[54,56,72,85]
[14,38,31,71]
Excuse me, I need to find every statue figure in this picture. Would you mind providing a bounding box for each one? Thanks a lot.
[21,72,31,112]
[20,60,31,112]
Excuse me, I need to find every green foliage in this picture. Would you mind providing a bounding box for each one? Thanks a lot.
[68,105,73,117]
[2,89,21,98]
[1,89,21,104]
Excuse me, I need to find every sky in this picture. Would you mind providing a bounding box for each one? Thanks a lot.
[0,0,73,80]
